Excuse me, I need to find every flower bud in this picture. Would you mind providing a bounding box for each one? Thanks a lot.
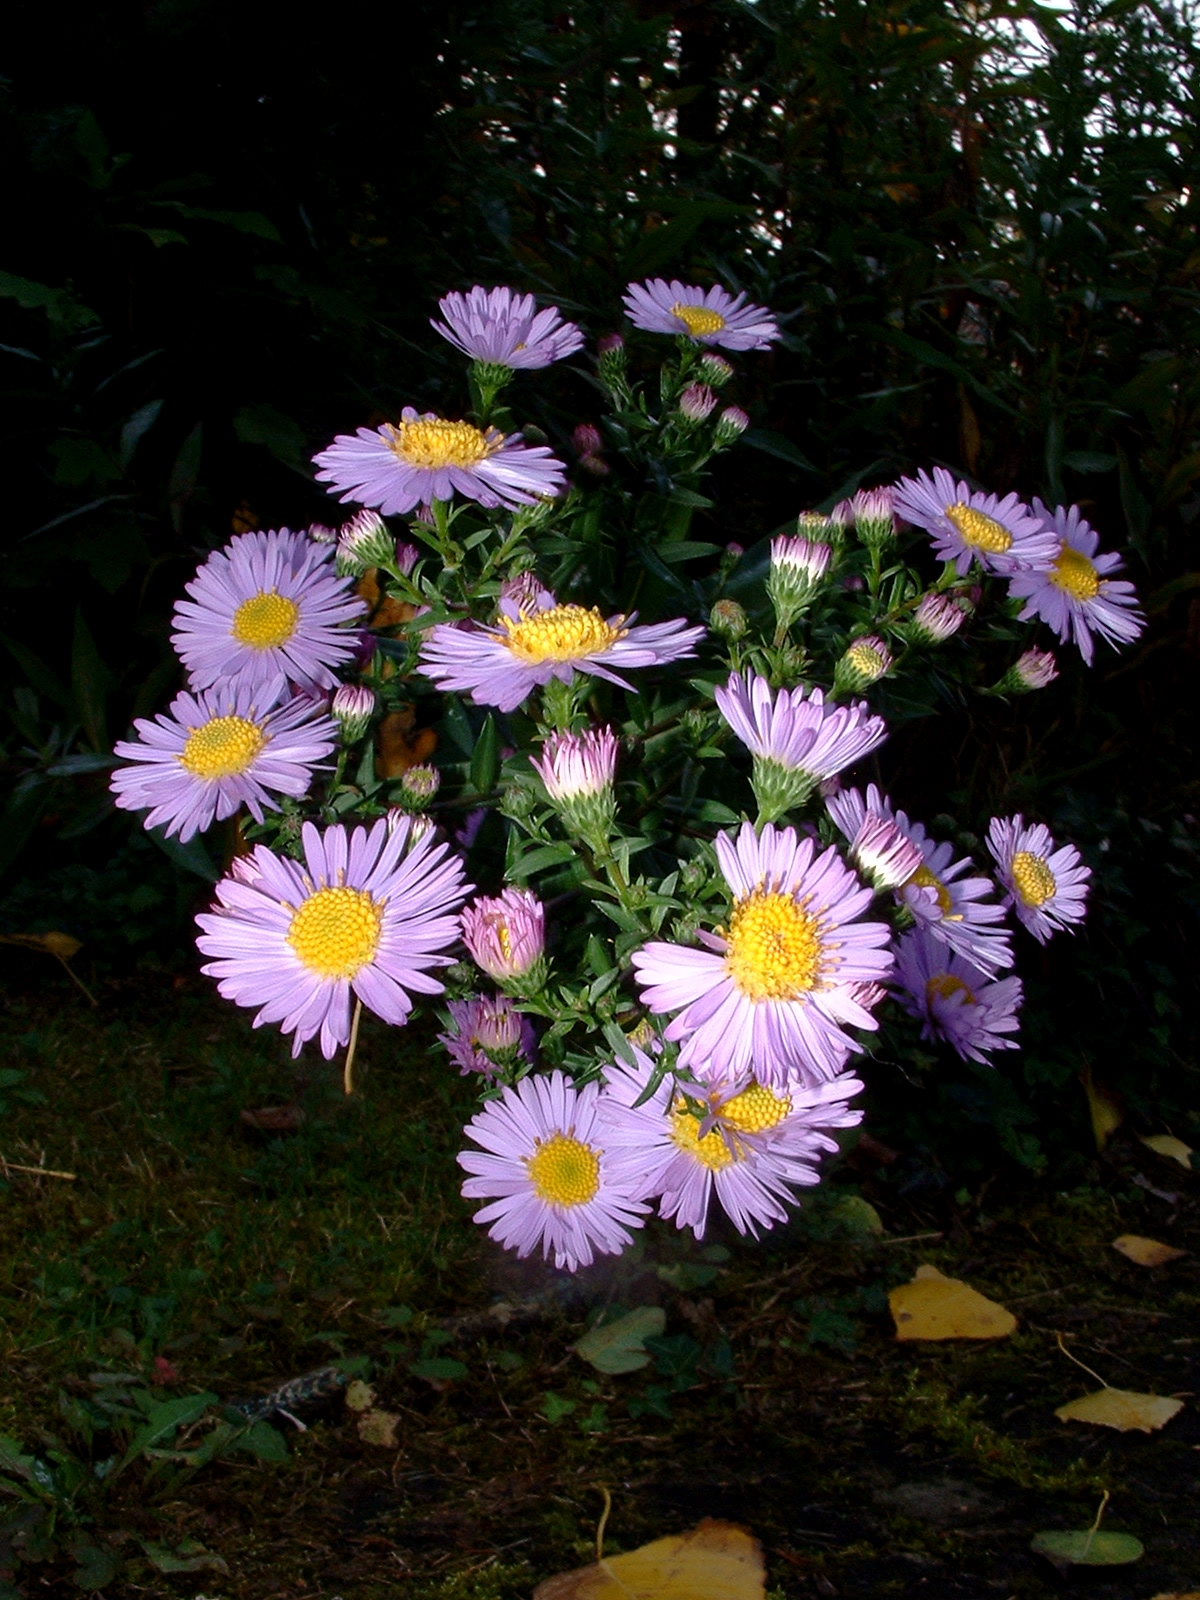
[679,382,718,423]
[909,592,966,644]
[767,534,832,630]
[532,727,618,850]
[713,405,750,445]
[850,487,896,549]
[833,635,892,694]
[461,887,547,992]
[335,509,397,577]
[439,994,534,1078]
[597,334,628,395]
[399,763,441,809]
[572,423,604,459]
[308,522,337,546]
[709,598,748,640]
[848,814,924,892]
[697,352,734,388]
[331,683,376,742]
[990,647,1059,695]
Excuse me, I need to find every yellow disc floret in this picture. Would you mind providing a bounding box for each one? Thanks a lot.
[179,715,266,780]
[927,973,975,1006]
[908,862,952,915]
[232,590,300,651]
[287,886,382,980]
[501,603,625,664]
[385,417,496,470]
[944,502,1013,555]
[1010,850,1057,907]
[526,1133,601,1206]
[724,889,821,1002]
[722,1081,792,1134]
[1049,544,1100,601]
[670,1101,735,1170]
[847,642,886,679]
[671,302,726,337]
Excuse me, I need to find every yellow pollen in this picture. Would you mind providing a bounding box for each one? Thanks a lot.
[722,1081,792,1135]
[724,889,821,1002]
[526,1133,600,1207]
[1050,544,1100,601]
[671,302,726,337]
[670,1101,735,1171]
[927,973,975,1006]
[944,502,1013,555]
[287,886,382,980]
[1010,850,1057,907]
[908,862,952,915]
[847,643,885,677]
[179,714,266,780]
[231,590,300,651]
[501,603,625,665]
[385,417,496,470]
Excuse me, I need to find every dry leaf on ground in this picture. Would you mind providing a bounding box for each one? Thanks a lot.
[344,1380,375,1413]
[1112,1234,1185,1268]
[1081,1064,1123,1151]
[889,1264,1017,1341]
[533,1519,763,1600]
[0,931,83,959]
[1030,1528,1143,1569]
[356,1408,402,1448]
[1138,1133,1194,1170]
[1055,1388,1184,1433]
[575,1307,666,1374]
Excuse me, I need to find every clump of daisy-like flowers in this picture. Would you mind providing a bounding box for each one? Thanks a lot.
[112,278,1145,1271]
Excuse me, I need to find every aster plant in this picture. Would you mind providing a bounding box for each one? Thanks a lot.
[111,276,1148,1266]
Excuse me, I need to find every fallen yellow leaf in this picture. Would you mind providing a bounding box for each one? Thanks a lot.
[1081,1064,1123,1151]
[1112,1234,1186,1268]
[344,1380,376,1413]
[356,1407,402,1448]
[1055,1388,1184,1433]
[532,1519,763,1600]
[889,1264,1017,1341]
[0,930,83,960]
[1138,1134,1194,1170]
[1149,1591,1200,1598]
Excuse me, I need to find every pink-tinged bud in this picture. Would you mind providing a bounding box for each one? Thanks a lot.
[771,535,832,581]
[335,508,396,576]
[767,535,833,629]
[679,382,718,423]
[849,813,924,892]
[709,598,748,639]
[911,591,966,644]
[833,635,892,694]
[1013,647,1059,691]
[394,541,419,577]
[830,498,855,529]
[597,334,625,356]
[331,683,376,741]
[461,887,546,989]
[572,423,604,458]
[499,570,547,615]
[533,727,618,803]
[725,541,745,561]
[399,763,440,808]
[850,486,896,548]
[697,352,734,387]
[714,405,750,443]
[308,522,338,546]
[438,994,533,1078]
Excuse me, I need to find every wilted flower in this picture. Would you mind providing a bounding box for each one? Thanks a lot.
[458,1072,648,1271]
[112,678,337,843]
[632,821,893,1089]
[892,467,1058,576]
[623,279,779,350]
[894,929,1023,1064]
[431,285,583,370]
[331,683,376,742]
[1006,500,1145,666]
[313,407,567,516]
[195,818,470,1059]
[461,886,546,989]
[987,815,1091,943]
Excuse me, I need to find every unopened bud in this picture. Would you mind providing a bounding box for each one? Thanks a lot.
[833,635,892,694]
[713,405,750,445]
[910,592,966,644]
[336,509,398,577]
[572,423,604,458]
[679,383,718,423]
[399,764,441,809]
[850,487,896,549]
[709,598,748,640]
[331,683,376,741]
[849,814,924,892]
[697,352,734,388]
[990,647,1059,695]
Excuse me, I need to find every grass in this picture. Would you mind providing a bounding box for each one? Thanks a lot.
[2,963,1199,1598]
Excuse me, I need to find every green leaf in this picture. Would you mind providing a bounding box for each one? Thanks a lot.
[0,270,98,330]
[470,714,500,795]
[655,540,719,564]
[656,1262,719,1290]
[234,1421,289,1462]
[1062,450,1117,474]
[540,1391,577,1423]
[145,823,219,883]
[508,843,577,878]
[827,1195,884,1237]
[69,1541,120,1591]
[151,202,283,241]
[111,1391,218,1478]
[409,1358,467,1381]
[233,403,308,472]
[1030,1530,1143,1568]
[71,609,112,752]
[742,429,818,472]
[0,635,72,710]
[141,1540,229,1575]
[575,1307,666,1374]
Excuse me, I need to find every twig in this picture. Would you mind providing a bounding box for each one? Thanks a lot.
[1056,1331,1109,1389]
[343,998,364,1095]
[879,1231,944,1246]
[595,1485,612,1563]
[0,1157,76,1180]
[54,954,98,1008]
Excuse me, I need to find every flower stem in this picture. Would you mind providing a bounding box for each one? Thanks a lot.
[343,999,364,1096]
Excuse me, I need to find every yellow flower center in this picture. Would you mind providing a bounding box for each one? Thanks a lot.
[908,862,952,915]
[287,886,382,980]
[671,302,726,337]
[1049,544,1100,601]
[526,1133,600,1207]
[670,1101,735,1170]
[501,603,625,665]
[724,889,821,1002]
[722,1081,792,1134]
[847,642,886,678]
[179,715,266,780]
[231,590,300,651]
[385,417,496,470]
[927,973,975,1006]
[1010,850,1057,907]
[944,502,1013,555]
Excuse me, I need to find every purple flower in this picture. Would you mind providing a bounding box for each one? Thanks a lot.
[313,407,567,516]
[597,1052,864,1240]
[846,813,924,893]
[195,818,471,1059]
[622,278,779,350]
[532,726,618,803]
[111,678,337,842]
[431,286,584,369]
[438,994,535,1077]
[457,1071,649,1271]
[171,528,366,695]
[418,585,704,714]
[892,467,1058,576]
[827,785,1013,975]
[1006,500,1145,666]
[987,814,1091,943]
[631,822,893,1089]
[461,887,545,984]
[715,671,887,818]
[894,929,1023,1064]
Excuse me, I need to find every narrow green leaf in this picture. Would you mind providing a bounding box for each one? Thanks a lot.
[470,714,500,795]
